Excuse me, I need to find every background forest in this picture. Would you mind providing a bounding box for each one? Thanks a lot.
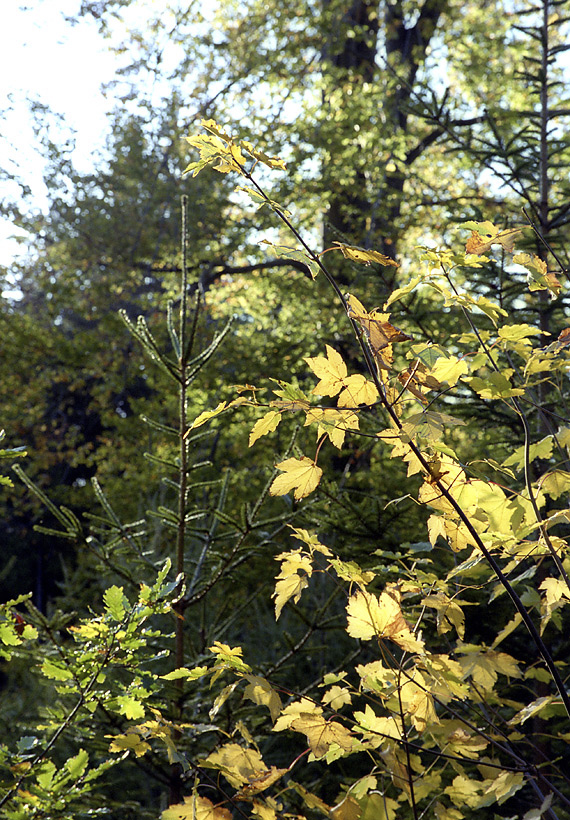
[1,0,570,818]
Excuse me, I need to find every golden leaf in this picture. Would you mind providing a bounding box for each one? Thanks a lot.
[203,743,266,788]
[333,241,399,267]
[290,713,354,758]
[243,675,283,722]
[346,295,411,368]
[305,345,347,396]
[269,457,323,499]
[464,221,522,255]
[249,410,282,447]
[346,587,424,652]
[162,795,231,820]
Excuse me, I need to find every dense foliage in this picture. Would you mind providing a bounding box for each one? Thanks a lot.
[1,0,570,818]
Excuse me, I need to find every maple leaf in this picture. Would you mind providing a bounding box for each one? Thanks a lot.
[514,252,561,295]
[322,685,352,710]
[236,766,288,797]
[288,525,333,555]
[397,361,442,404]
[269,457,323,499]
[273,573,309,619]
[249,410,281,447]
[107,731,151,758]
[273,697,322,732]
[444,775,485,808]
[203,743,267,788]
[186,401,228,432]
[332,241,399,267]
[162,794,232,820]
[241,140,287,170]
[244,675,282,722]
[539,576,570,631]
[346,294,412,368]
[305,345,347,396]
[346,587,424,652]
[558,327,570,346]
[251,800,279,820]
[353,704,403,745]
[290,713,354,758]
[338,374,379,408]
[463,221,522,255]
[399,669,439,731]
[304,407,359,448]
[422,593,465,639]
[457,645,521,691]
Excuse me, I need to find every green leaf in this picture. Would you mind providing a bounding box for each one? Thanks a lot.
[161,666,209,681]
[116,695,146,720]
[103,585,127,620]
[260,240,320,279]
[467,371,525,399]
[41,658,74,681]
[0,622,20,647]
[65,748,89,780]
[503,436,553,469]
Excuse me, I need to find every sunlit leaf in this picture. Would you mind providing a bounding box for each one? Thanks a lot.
[203,742,266,788]
[103,585,126,620]
[162,794,232,820]
[346,587,424,652]
[463,222,522,255]
[243,675,282,722]
[249,410,282,447]
[107,732,151,758]
[305,345,347,396]
[290,712,354,758]
[332,242,399,267]
[269,456,323,499]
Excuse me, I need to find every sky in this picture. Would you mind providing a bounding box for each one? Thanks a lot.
[0,0,123,267]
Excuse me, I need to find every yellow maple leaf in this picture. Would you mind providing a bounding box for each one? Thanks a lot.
[251,800,278,820]
[203,743,266,788]
[483,770,525,805]
[330,795,361,820]
[186,401,228,432]
[243,675,282,722]
[399,669,439,731]
[513,252,561,295]
[322,685,352,710]
[444,774,484,808]
[290,713,354,758]
[107,731,150,758]
[269,457,323,499]
[273,698,322,733]
[463,221,522,255]
[346,587,424,652]
[305,345,347,396]
[422,593,465,639]
[273,573,309,620]
[162,794,231,820]
[249,410,281,447]
[539,576,570,631]
[236,766,288,797]
[332,241,399,267]
[337,374,379,408]
[457,645,521,691]
[304,407,359,449]
[346,295,412,369]
[353,704,403,746]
